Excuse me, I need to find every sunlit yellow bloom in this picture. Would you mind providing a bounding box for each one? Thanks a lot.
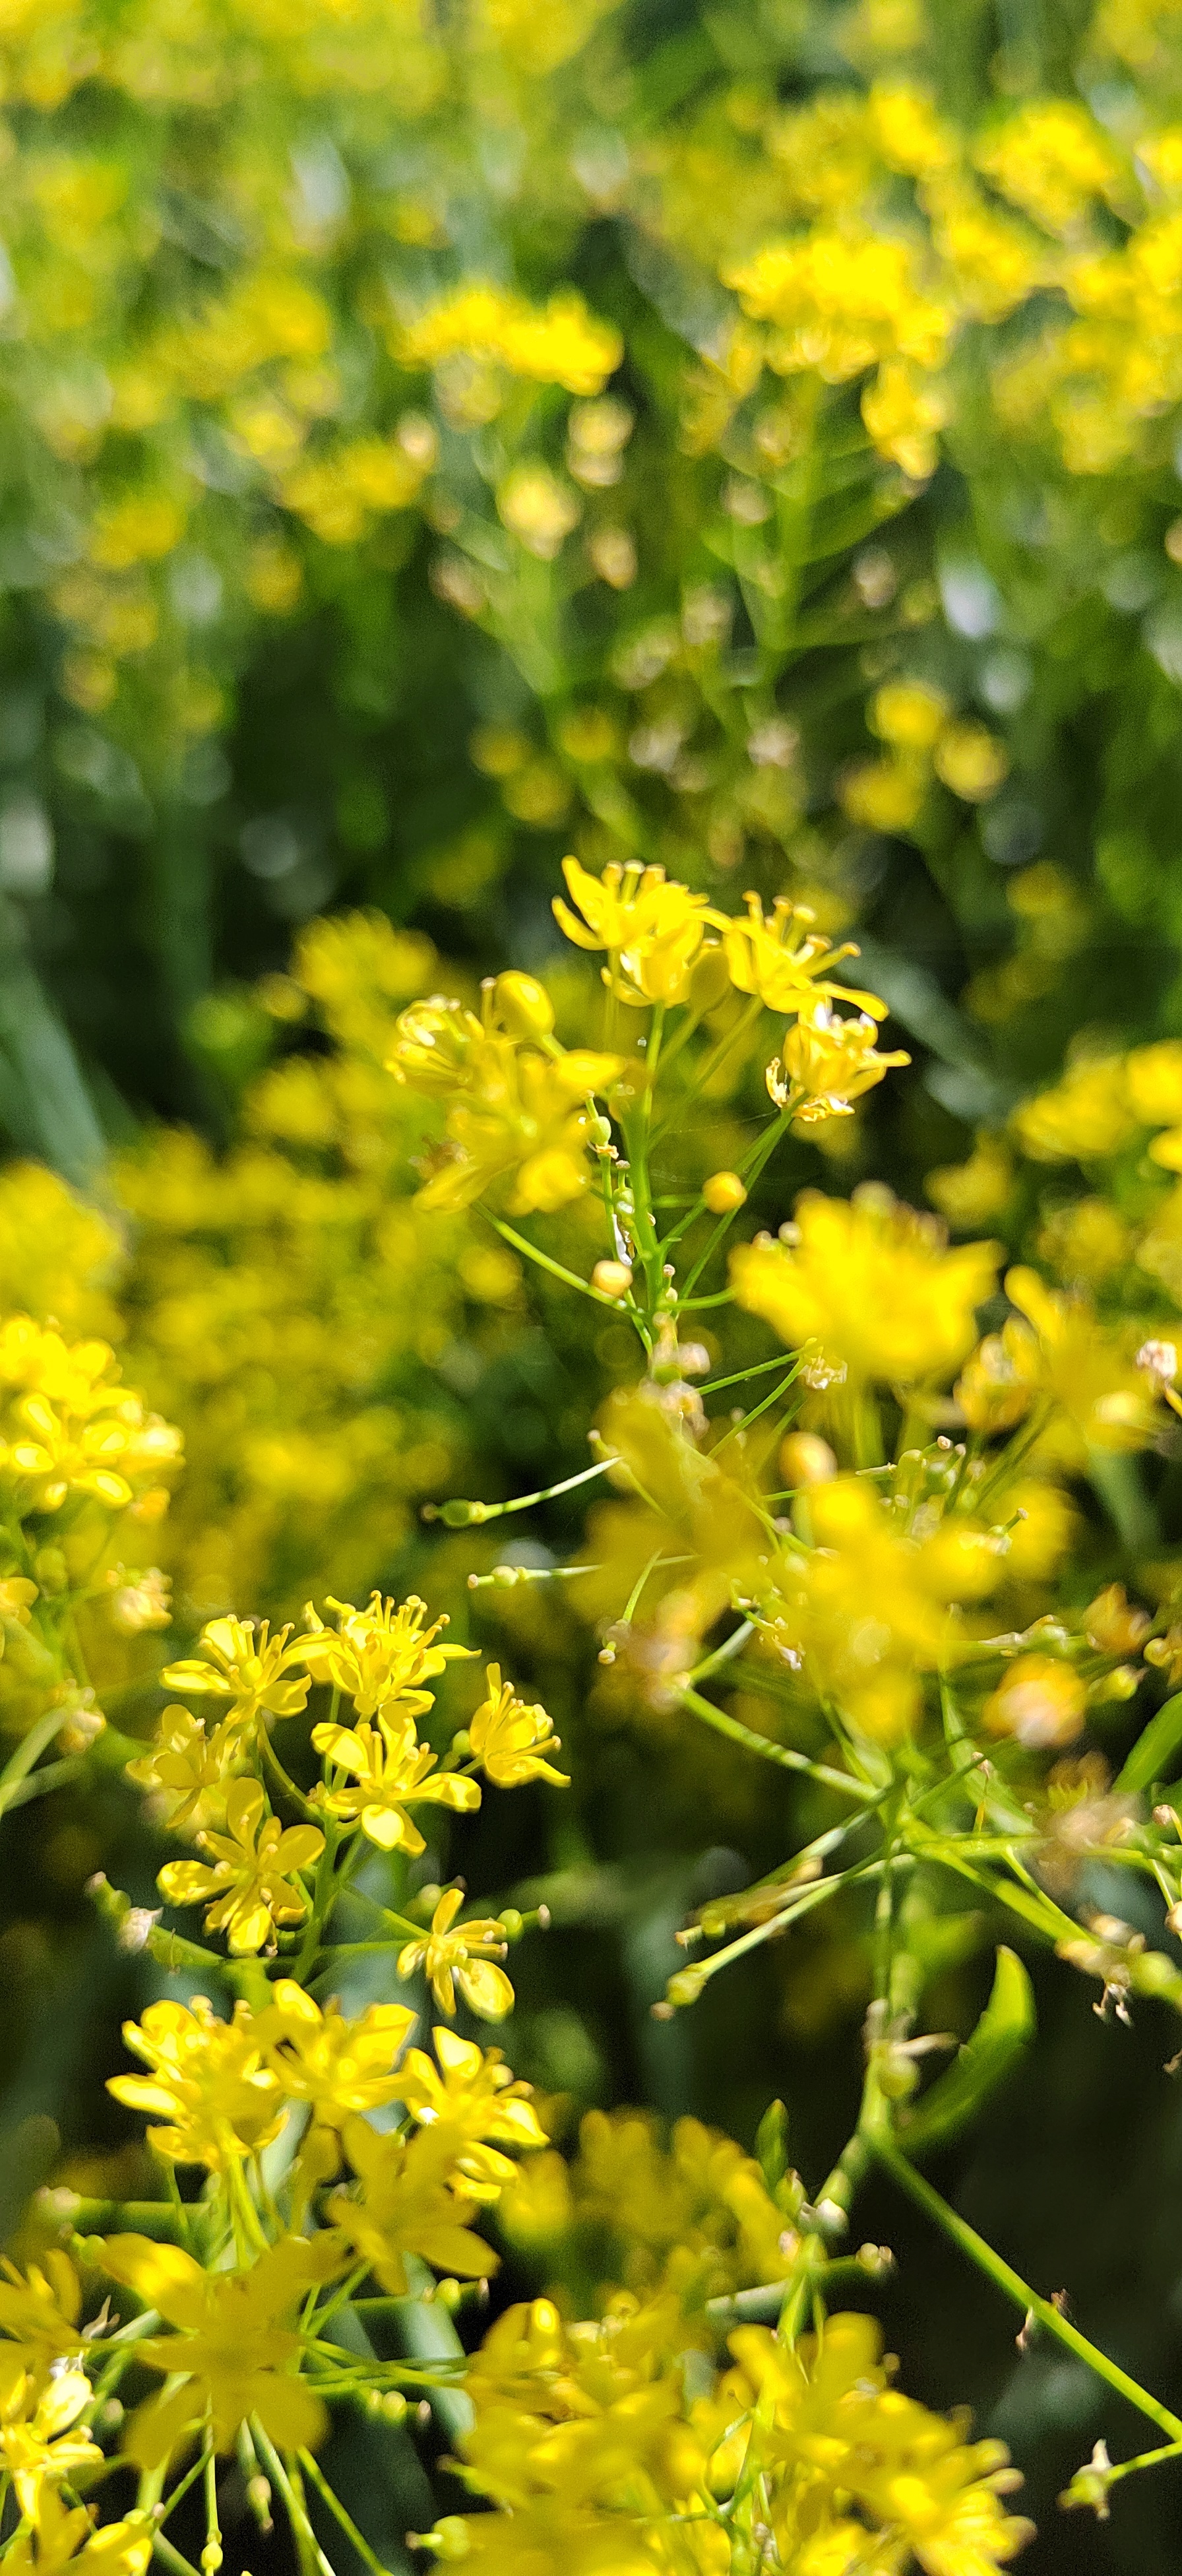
[553,856,716,1006]
[754,1474,1006,1740]
[0,2373,101,2520]
[0,1318,181,1516]
[732,1188,999,1386]
[106,1995,286,2170]
[861,357,948,478]
[162,1615,311,1731]
[926,1133,1014,1229]
[769,1002,910,1121]
[0,2253,87,2405]
[394,2026,548,2197]
[1002,1266,1160,1451]
[389,994,622,1213]
[974,98,1124,236]
[871,678,950,750]
[933,720,1009,802]
[327,2115,495,2294]
[397,1888,514,2020]
[312,1705,480,1853]
[723,893,886,1019]
[725,230,952,381]
[838,751,927,831]
[726,2313,1032,2576]
[395,285,622,395]
[125,1706,241,1839]
[5,2490,152,2576]
[263,1982,416,2164]
[1012,1056,1135,1161]
[468,1663,568,1787]
[157,1778,323,1954]
[101,2234,338,2468]
[298,1591,471,1719]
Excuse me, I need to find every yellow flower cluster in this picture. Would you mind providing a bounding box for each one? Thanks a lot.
[0,1312,182,1745]
[389,977,624,1217]
[427,2296,1031,2576]
[642,55,1182,484]
[840,678,1010,835]
[129,1585,549,1979]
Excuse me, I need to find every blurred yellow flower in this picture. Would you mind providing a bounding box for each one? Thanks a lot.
[731,1188,999,1385]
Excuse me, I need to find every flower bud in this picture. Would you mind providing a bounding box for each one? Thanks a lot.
[493,971,555,1040]
[592,1259,633,1300]
[702,1170,747,1214]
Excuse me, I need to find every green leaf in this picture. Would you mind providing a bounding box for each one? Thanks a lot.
[1116,1695,1182,1795]
[755,2096,789,2197]
[899,1947,1035,2157]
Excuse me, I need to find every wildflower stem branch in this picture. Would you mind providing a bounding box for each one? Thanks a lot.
[873,2141,1182,2445]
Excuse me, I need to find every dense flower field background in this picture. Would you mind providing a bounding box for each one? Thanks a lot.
[8,0,1182,2570]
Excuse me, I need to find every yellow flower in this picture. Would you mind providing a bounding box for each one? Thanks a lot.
[327,2115,495,2294]
[106,1996,286,2171]
[933,720,1009,802]
[0,2253,87,2405]
[5,2490,152,2576]
[297,1591,472,1720]
[125,1706,241,1839]
[311,1704,481,1854]
[838,752,927,831]
[0,1319,181,1518]
[861,358,948,478]
[0,2373,102,2521]
[468,1664,569,1787]
[263,1982,416,2162]
[955,1324,1040,1437]
[754,1474,1005,1741]
[497,463,581,560]
[769,1002,910,1121]
[871,679,950,750]
[157,1778,324,1954]
[1002,1266,1160,1452]
[394,2026,548,2197]
[1012,1056,1135,1161]
[725,2313,1032,2575]
[396,1888,515,2020]
[553,856,718,1007]
[390,996,623,1214]
[395,285,622,396]
[725,230,952,381]
[100,2234,339,2468]
[162,1616,311,1731]
[723,893,886,1019]
[982,1655,1088,1751]
[731,1188,999,1386]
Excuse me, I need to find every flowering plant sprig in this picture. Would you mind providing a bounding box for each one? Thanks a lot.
[383,851,1182,2560]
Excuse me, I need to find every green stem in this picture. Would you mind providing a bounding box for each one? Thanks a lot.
[297,2450,393,2576]
[485,1213,642,1319]
[677,1683,877,1801]
[873,2141,1182,2443]
[250,2424,335,2576]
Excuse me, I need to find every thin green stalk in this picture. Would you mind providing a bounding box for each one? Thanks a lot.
[873,2141,1182,2445]
[150,2532,202,2576]
[297,2449,394,2576]
[677,1683,877,1802]
[486,1213,644,1320]
[250,2422,335,2576]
